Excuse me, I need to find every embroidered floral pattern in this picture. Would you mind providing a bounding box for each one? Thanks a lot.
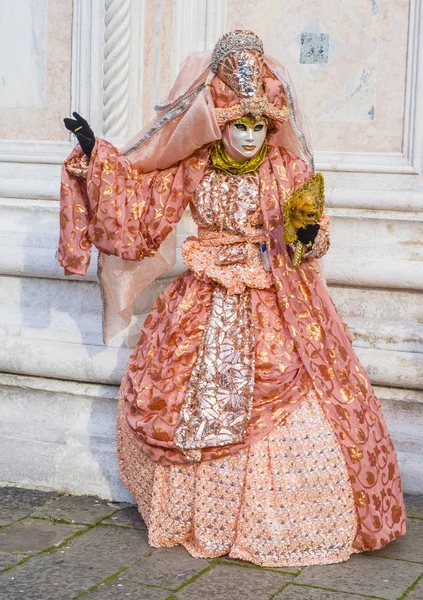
[58,140,208,275]
[174,287,255,459]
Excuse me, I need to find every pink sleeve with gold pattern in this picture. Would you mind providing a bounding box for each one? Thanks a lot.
[58,154,92,276]
[58,139,207,275]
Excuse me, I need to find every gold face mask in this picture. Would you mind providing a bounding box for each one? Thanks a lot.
[290,194,321,230]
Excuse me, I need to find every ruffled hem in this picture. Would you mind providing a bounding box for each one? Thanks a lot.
[117,391,358,568]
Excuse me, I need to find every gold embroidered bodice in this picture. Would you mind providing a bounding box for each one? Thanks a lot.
[182,167,273,294]
[190,168,263,234]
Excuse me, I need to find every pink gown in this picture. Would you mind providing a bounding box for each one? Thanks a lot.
[59,137,406,567]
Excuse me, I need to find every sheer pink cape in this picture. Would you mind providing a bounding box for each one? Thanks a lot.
[100,51,314,341]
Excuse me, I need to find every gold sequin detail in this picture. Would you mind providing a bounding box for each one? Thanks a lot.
[191,168,262,234]
[65,154,90,179]
[183,168,273,293]
[174,287,254,457]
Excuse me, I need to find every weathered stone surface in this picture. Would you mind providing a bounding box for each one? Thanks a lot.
[274,584,383,599]
[404,493,423,518]
[0,374,133,503]
[405,575,423,600]
[102,506,146,529]
[296,554,423,600]
[83,579,171,599]
[0,518,81,554]
[371,518,423,563]
[0,525,152,599]
[0,552,27,570]
[124,546,210,590]
[0,487,57,525]
[31,493,120,524]
[175,563,293,600]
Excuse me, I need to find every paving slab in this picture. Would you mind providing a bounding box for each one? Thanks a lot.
[83,578,171,599]
[0,518,82,554]
[124,546,210,590]
[102,506,146,529]
[0,525,153,599]
[370,518,423,563]
[1,488,423,600]
[31,493,120,524]
[0,552,27,571]
[405,574,423,600]
[295,554,423,600]
[0,487,57,525]
[274,584,382,599]
[405,494,423,519]
[175,563,294,600]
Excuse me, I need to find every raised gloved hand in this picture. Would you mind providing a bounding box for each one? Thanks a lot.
[63,112,95,158]
[296,223,320,245]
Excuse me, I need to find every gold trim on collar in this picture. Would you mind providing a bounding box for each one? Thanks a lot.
[211,140,267,174]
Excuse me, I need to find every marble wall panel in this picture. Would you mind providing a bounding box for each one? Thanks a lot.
[138,0,176,129]
[226,0,409,153]
[0,0,47,110]
[0,0,72,141]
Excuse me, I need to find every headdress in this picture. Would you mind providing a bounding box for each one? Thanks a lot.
[211,31,290,127]
[122,32,313,171]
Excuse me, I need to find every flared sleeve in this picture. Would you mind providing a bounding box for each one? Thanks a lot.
[58,139,208,276]
[59,155,92,276]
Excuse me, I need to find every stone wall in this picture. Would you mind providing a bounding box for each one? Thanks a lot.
[0,0,422,500]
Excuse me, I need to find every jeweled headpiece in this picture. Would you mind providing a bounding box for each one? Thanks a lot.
[218,49,264,98]
[211,30,264,72]
[212,30,290,127]
[212,31,264,99]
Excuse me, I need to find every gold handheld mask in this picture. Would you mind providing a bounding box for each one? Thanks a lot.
[283,172,325,267]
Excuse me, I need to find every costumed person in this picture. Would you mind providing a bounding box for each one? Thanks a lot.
[59,31,406,567]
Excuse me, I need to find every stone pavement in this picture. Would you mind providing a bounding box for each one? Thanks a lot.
[0,487,422,600]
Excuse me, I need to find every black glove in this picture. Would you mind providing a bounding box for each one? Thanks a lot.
[63,112,95,158]
[296,223,320,245]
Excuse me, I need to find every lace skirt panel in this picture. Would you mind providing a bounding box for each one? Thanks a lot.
[117,391,358,567]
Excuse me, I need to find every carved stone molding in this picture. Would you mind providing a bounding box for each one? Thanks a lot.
[71,0,104,133]
[0,198,422,283]
[102,0,131,141]
[316,151,419,176]
[403,0,423,173]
